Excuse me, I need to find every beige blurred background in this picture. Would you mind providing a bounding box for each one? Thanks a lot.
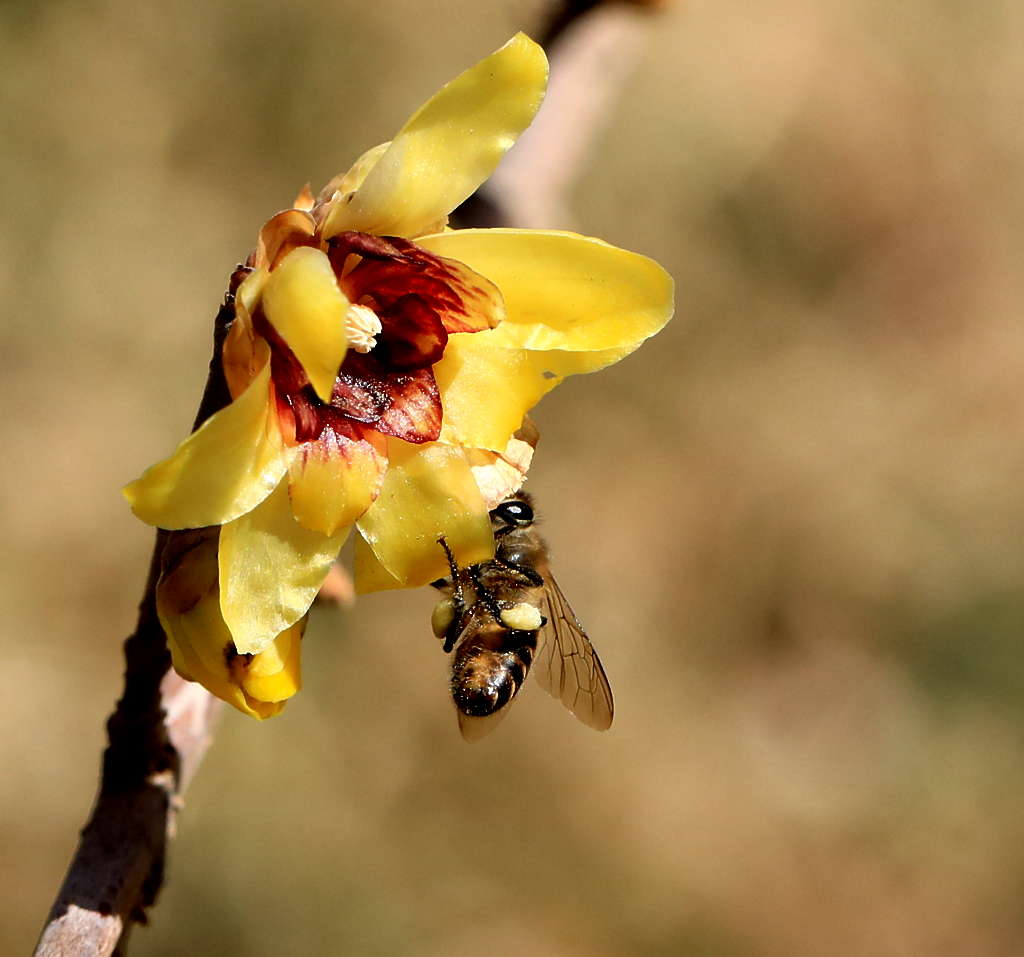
[6,1,1024,954]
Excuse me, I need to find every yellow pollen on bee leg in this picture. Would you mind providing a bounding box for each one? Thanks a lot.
[345,303,382,354]
[500,603,543,631]
[431,598,456,639]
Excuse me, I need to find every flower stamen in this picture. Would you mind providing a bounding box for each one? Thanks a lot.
[345,302,382,354]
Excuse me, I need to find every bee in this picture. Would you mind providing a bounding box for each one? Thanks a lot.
[432,493,614,740]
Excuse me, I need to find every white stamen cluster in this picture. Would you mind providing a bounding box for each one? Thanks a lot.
[345,302,382,354]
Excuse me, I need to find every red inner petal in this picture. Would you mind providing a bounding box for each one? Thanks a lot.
[337,234,500,336]
[376,294,448,369]
[375,367,442,443]
[341,354,442,443]
[330,367,390,423]
[314,413,388,458]
[328,231,407,269]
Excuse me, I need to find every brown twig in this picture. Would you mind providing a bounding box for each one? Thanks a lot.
[33,270,245,957]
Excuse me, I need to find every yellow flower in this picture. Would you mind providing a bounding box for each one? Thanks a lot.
[123,33,673,713]
[157,529,303,719]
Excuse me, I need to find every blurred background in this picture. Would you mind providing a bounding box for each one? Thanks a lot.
[5,0,1024,954]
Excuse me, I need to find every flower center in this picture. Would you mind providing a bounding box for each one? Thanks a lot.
[345,302,382,354]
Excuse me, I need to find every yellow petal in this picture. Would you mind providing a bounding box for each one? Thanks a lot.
[288,428,387,535]
[236,265,269,316]
[433,334,556,452]
[294,183,316,211]
[433,333,630,452]
[156,529,286,719]
[223,273,269,399]
[316,141,391,206]
[123,356,289,529]
[355,440,494,591]
[254,208,317,271]
[261,246,349,402]
[219,476,349,654]
[416,229,675,352]
[233,617,304,703]
[353,533,406,592]
[322,34,547,239]
[166,618,284,719]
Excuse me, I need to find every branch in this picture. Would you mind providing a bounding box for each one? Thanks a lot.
[33,268,246,957]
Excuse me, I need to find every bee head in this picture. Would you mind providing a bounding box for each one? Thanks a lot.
[490,496,534,529]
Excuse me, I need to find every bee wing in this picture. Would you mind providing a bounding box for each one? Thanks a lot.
[457,706,511,742]
[534,577,614,731]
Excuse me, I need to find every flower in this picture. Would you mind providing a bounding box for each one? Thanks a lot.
[156,528,303,719]
[123,33,673,715]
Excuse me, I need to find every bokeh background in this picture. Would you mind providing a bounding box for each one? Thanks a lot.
[6,1,1024,954]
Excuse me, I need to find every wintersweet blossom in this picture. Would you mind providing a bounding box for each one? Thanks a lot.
[123,33,674,716]
[157,528,302,719]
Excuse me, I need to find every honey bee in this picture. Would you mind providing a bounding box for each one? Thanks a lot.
[432,493,614,740]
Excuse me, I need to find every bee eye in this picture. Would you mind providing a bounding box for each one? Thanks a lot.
[492,499,533,525]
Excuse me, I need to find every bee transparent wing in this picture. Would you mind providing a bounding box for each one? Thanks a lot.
[457,706,511,741]
[534,576,614,731]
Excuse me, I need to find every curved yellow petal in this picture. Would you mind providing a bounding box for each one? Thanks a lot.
[123,356,289,529]
[323,34,548,240]
[416,229,675,352]
[316,141,391,208]
[355,440,494,591]
[255,208,316,271]
[353,533,405,593]
[288,428,387,535]
[156,529,286,719]
[433,334,556,452]
[233,616,304,703]
[236,265,269,316]
[432,333,632,452]
[262,246,349,402]
[223,272,269,399]
[219,477,349,654]
[166,616,284,719]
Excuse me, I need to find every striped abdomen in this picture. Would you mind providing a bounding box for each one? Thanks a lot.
[451,625,538,718]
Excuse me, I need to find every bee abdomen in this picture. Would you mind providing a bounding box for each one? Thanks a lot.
[451,630,537,718]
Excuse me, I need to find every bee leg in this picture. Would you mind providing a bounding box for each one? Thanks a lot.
[437,536,467,654]
[437,536,465,600]
[491,559,545,588]
[469,564,506,623]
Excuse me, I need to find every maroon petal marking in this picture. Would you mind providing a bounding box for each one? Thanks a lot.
[330,368,390,424]
[328,231,408,269]
[341,353,442,443]
[377,294,448,370]
[251,307,309,396]
[335,234,504,336]
[313,411,389,457]
[285,393,320,444]
[375,367,442,443]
